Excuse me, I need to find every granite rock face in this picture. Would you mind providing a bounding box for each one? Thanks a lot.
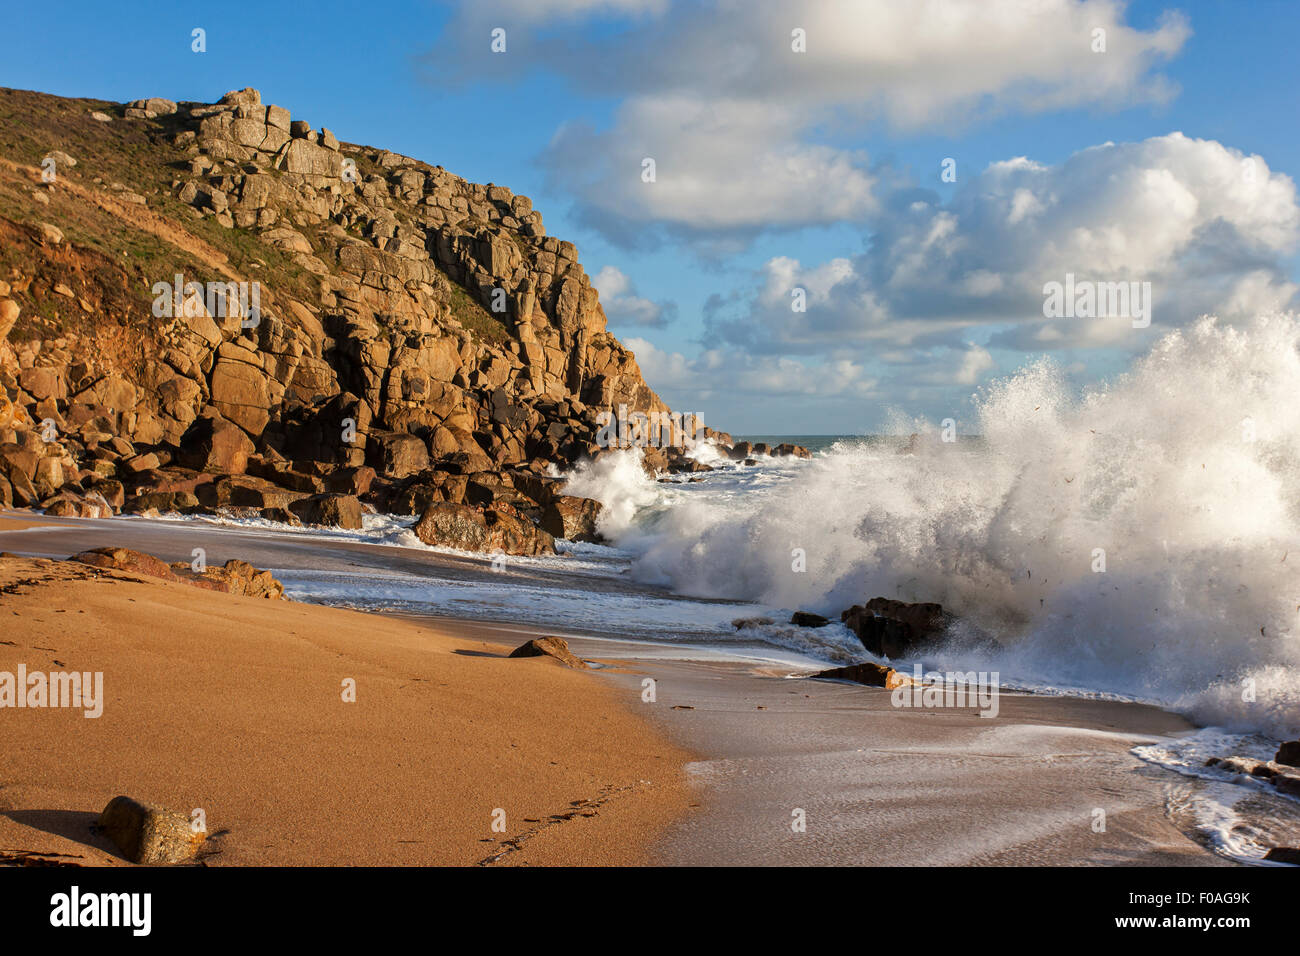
[0,86,758,552]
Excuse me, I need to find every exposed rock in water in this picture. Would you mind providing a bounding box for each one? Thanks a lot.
[1276,740,1300,767]
[508,636,586,669]
[790,611,829,628]
[841,597,952,658]
[539,495,603,542]
[98,795,205,864]
[1204,755,1300,797]
[732,616,775,629]
[772,443,812,458]
[1264,847,1300,865]
[812,661,909,688]
[259,505,303,526]
[726,441,753,460]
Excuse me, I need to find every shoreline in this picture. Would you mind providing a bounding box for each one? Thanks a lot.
[0,512,1291,866]
[605,656,1231,866]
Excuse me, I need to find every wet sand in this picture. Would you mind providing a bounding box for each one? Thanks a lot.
[0,511,56,533]
[563,649,1231,865]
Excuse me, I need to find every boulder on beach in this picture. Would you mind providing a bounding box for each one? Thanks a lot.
[539,495,603,543]
[123,490,202,515]
[171,558,285,599]
[414,501,555,556]
[289,492,363,529]
[72,546,178,581]
[508,636,586,669]
[41,490,114,518]
[72,546,286,599]
[98,795,204,864]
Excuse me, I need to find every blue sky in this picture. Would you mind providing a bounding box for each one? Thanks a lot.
[3,0,1298,433]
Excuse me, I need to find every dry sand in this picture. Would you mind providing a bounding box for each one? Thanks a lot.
[0,555,692,866]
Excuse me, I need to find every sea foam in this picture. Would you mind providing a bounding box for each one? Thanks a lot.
[565,315,1300,738]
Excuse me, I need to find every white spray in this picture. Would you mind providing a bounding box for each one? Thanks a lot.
[567,316,1300,738]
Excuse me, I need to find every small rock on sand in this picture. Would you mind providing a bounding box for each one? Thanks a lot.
[98,795,204,864]
[508,636,586,669]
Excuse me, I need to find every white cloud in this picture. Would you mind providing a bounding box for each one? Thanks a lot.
[625,336,878,402]
[954,345,995,385]
[434,0,1190,240]
[542,96,878,243]
[707,134,1300,355]
[592,265,675,327]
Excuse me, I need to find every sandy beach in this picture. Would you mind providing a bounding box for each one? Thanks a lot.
[0,525,692,866]
[0,512,1264,866]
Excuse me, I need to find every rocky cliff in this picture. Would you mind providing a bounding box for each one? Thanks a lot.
[0,86,749,550]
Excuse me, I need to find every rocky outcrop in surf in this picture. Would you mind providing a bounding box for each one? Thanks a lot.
[840,598,954,658]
